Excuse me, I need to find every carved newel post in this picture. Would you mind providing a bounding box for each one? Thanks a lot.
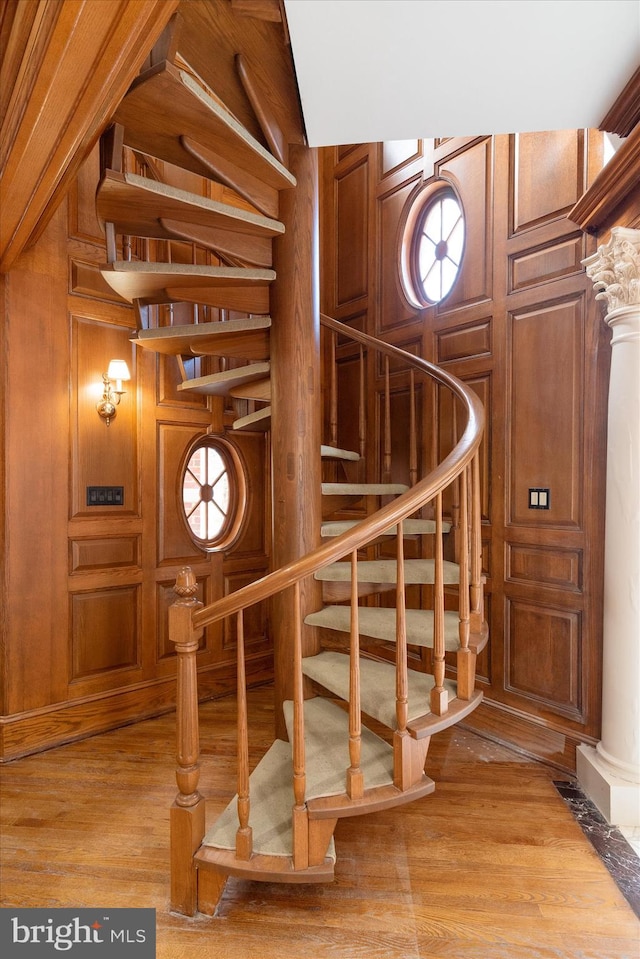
[577,227,640,826]
[169,566,205,915]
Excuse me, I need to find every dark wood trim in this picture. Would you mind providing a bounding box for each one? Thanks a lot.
[0,0,179,272]
[0,655,273,762]
[568,124,640,235]
[599,66,640,137]
[460,698,599,774]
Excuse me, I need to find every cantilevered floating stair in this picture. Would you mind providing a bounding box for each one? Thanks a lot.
[97,170,284,267]
[100,262,274,313]
[96,8,488,915]
[112,60,296,218]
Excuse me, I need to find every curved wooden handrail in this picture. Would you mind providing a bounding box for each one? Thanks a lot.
[191,313,484,632]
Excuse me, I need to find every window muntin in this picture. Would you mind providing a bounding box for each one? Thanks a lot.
[179,436,246,551]
[399,181,465,308]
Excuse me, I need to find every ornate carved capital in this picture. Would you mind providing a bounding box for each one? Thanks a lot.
[583,227,640,315]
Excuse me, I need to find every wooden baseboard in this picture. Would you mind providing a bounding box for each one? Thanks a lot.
[459,698,599,774]
[0,655,273,762]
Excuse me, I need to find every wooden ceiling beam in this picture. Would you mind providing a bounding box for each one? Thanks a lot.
[0,0,179,273]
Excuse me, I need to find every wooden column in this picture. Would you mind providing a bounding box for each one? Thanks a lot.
[270,144,322,738]
[577,227,640,827]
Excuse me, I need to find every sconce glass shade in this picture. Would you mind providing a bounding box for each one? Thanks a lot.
[107,359,130,384]
[97,359,131,426]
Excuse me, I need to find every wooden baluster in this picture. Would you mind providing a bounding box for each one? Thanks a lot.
[169,567,205,915]
[347,549,364,799]
[291,582,309,869]
[450,400,460,562]
[235,610,252,860]
[329,329,338,449]
[470,450,484,631]
[359,345,366,461]
[456,466,473,700]
[383,355,391,484]
[409,369,417,487]
[393,521,412,789]
[430,494,448,715]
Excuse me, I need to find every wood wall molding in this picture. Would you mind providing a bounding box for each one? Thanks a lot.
[0,655,273,762]
[599,65,640,137]
[568,124,640,236]
[0,0,179,273]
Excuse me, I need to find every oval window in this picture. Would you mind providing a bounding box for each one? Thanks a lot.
[400,182,465,308]
[179,435,246,551]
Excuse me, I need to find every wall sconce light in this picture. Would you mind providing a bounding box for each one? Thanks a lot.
[97,359,131,426]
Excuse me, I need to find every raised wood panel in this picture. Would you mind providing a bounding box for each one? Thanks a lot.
[70,536,140,573]
[437,137,492,310]
[157,422,210,565]
[438,375,491,525]
[336,353,365,460]
[436,319,492,363]
[506,599,582,720]
[222,572,269,651]
[378,177,420,331]
[4,223,70,714]
[70,585,140,681]
[224,432,268,558]
[158,351,207,409]
[70,315,138,518]
[336,158,368,306]
[506,544,582,592]
[508,298,584,529]
[511,130,585,235]
[378,384,423,487]
[380,140,421,177]
[509,234,586,293]
[68,144,104,245]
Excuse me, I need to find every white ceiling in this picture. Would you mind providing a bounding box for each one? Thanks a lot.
[284,0,640,147]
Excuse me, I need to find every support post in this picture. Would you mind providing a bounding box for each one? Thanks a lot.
[270,144,322,738]
[577,228,640,827]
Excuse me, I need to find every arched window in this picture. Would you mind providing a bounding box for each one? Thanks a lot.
[400,181,465,308]
[179,435,246,551]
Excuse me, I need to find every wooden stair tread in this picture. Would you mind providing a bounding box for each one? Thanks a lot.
[132,316,271,360]
[100,261,273,313]
[305,605,461,650]
[321,518,452,536]
[301,650,457,730]
[114,61,296,192]
[177,362,269,396]
[232,406,271,431]
[201,738,336,863]
[97,170,284,237]
[282,697,394,800]
[320,445,361,462]
[315,558,460,585]
[322,482,410,496]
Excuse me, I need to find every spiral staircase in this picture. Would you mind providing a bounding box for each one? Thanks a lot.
[96,3,487,916]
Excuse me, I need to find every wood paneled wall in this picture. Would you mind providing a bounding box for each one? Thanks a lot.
[0,145,272,761]
[320,132,611,768]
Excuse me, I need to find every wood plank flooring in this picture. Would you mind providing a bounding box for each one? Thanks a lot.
[1,686,638,958]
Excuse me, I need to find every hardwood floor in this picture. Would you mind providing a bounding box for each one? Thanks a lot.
[1,685,638,958]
